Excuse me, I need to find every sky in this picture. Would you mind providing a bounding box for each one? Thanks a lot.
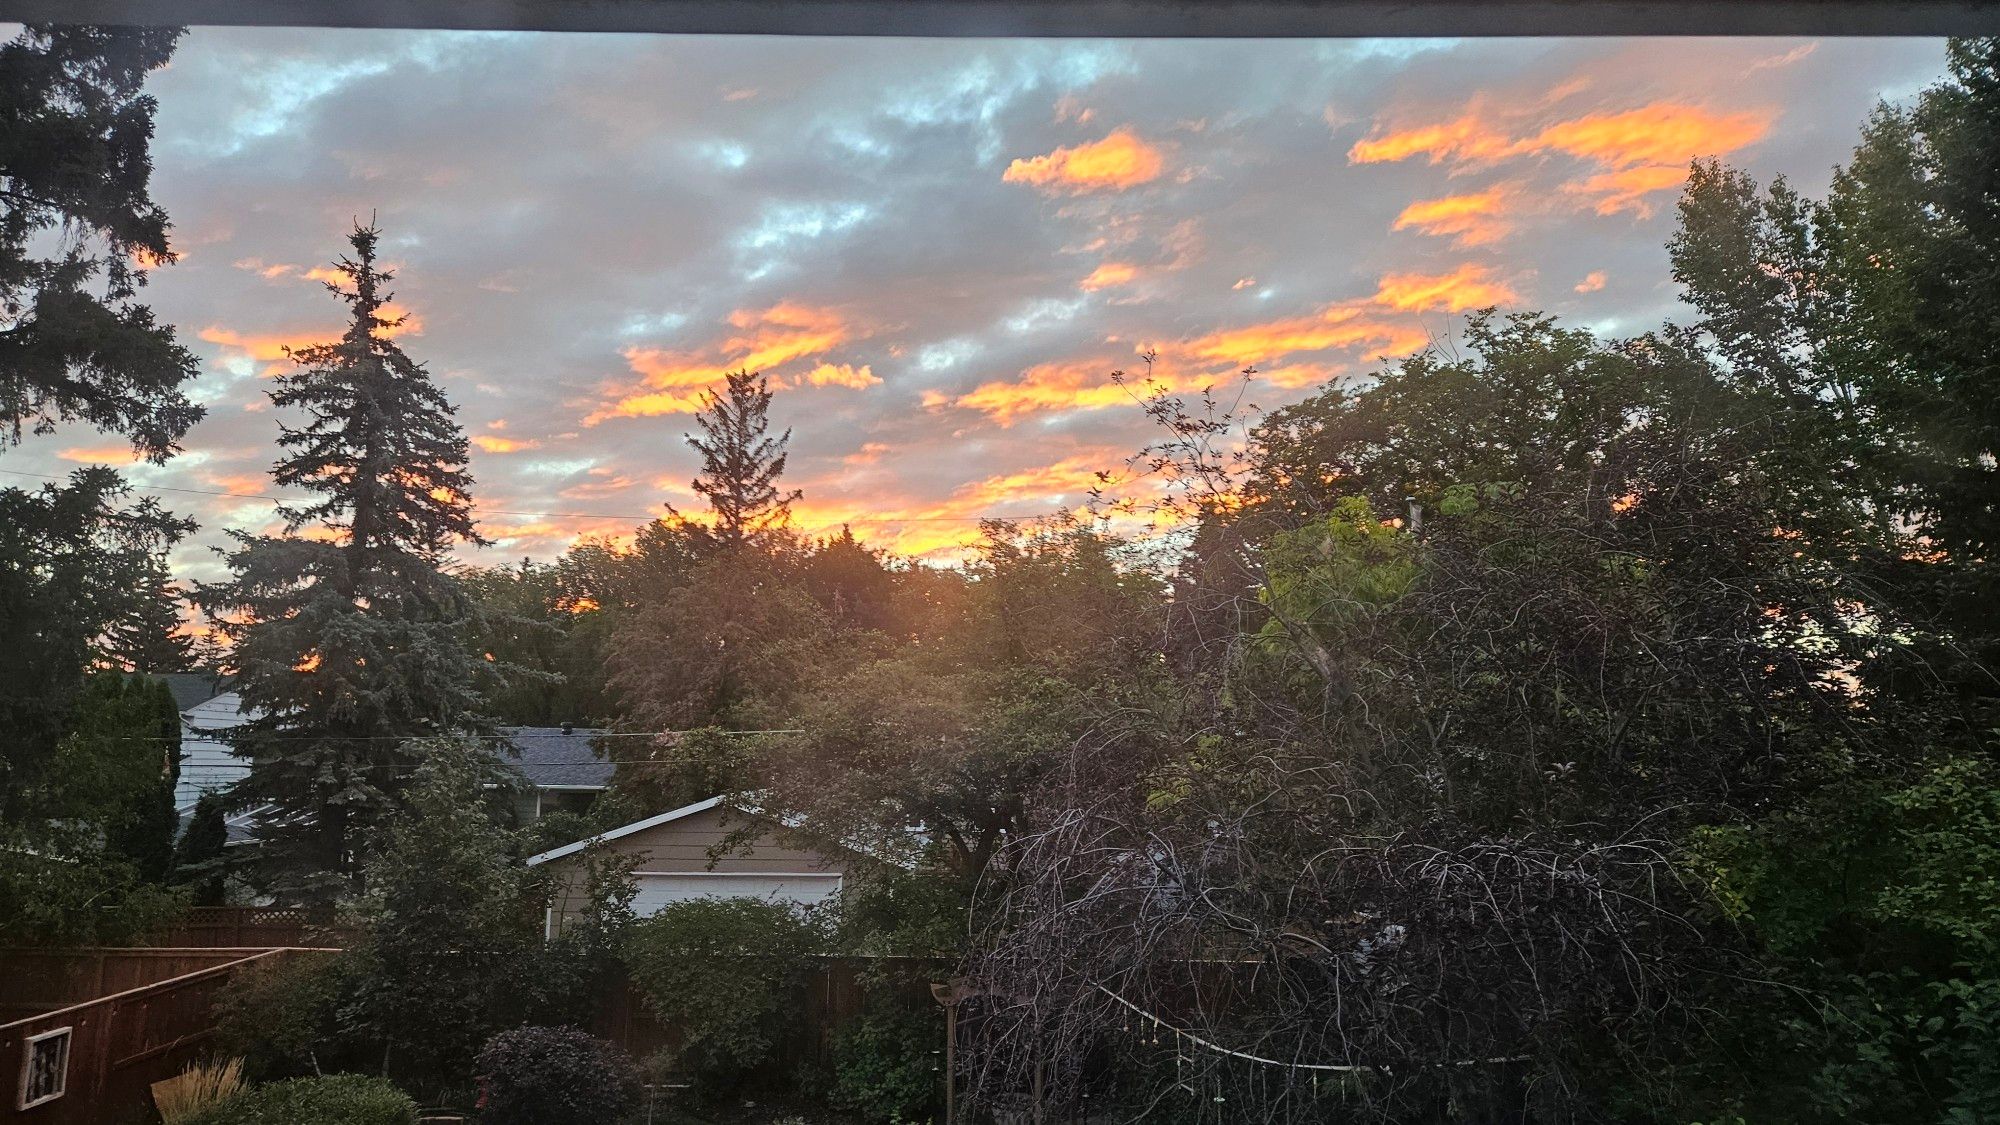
[3,30,1952,575]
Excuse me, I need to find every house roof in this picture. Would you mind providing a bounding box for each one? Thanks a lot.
[501,726,614,789]
[524,795,904,871]
[525,796,728,866]
[160,672,231,712]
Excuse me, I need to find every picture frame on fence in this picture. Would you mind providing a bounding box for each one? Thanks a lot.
[18,1026,71,1110]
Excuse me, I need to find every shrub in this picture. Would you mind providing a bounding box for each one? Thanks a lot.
[474,1025,640,1125]
[214,952,354,1079]
[182,1074,416,1125]
[621,897,827,1085]
[830,1009,942,1122]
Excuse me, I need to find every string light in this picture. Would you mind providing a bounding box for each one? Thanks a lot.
[1095,983,1529,1075]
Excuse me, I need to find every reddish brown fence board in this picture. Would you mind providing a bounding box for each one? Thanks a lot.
[0,948,322,1125]
[0,949,272,1024]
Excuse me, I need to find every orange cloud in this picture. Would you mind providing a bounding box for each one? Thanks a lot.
[57,445,141,465]
[1255,363,1349,389]
[472,434,541,453]
[1371,264,1519,313]
[1563,164,1694,216]
[939,359,1157,426]
[940,263,1499,427]
[1527,104,1770,169]
[588,302,874,423]
[1349,113,1515,166]
[375,302,424,338]
[1574,270,1609,293]
[199,325,303,363]
[198,470,276,498]
[1351,99,1773,217]
[1183,306,1427,365]
[1080,262,1141,291]
[1004,128,1165,194]
[948,454,1114,509]
[800,362,879,389]
[725,302,852,371]
[1392,185,1519,246]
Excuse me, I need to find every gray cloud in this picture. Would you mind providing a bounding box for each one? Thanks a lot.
[1,30,1947,572]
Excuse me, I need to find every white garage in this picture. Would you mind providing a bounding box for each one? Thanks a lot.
[630,871,844,912]
[528,796,859,937]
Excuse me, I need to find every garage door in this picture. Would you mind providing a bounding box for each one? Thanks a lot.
[631,872,843,914]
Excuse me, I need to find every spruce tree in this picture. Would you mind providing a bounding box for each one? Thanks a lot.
[173,793,228,906]
[197,222,491,905]
[0,24,200,457]
[105,559,196,673]
[677,369,801,548]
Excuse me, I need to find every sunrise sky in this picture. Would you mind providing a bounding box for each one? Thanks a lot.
[4,30,1950,574]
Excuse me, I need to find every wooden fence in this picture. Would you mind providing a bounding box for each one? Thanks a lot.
[595,955,943,1080]
[0,948,325,1125]
[147,906,356,950]
[0,948,273,1026]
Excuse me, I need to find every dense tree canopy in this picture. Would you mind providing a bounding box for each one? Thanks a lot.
[0,24,199,459]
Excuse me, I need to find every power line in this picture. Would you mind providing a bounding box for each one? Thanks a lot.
[0,467,1059,526]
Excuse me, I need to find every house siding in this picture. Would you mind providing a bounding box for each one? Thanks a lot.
[541,805,850,935]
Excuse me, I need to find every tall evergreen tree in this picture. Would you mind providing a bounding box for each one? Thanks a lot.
[675,369,800,548]
[198,222,492,905]
[0,21,196,820]
[0,24,200,457]
[104,558,196,673]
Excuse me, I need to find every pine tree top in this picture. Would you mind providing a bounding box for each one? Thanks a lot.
[269,222,485,569]
[682,368,802,548]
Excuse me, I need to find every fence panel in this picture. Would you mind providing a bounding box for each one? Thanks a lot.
[149,907,356,949]
[0,948,316,1125]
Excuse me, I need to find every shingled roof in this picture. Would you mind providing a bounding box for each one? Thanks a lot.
[501,725,615,789]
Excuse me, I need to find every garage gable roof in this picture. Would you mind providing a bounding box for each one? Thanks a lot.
[524,796,729,866]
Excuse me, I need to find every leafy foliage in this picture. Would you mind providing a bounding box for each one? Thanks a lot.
[346,738,542,1088]
[0,670,186,944]
[181,1074,417,1125]
[622,897,829,1086]
[473,1025,640,1125]
[830,1008,944,1123]
[213,951,356,1080]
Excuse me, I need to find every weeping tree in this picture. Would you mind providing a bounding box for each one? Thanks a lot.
[198,223,493,905]
[959,313,1902,1123]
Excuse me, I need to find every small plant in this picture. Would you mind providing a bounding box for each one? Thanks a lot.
[474,1025,640,1125]
[152,1058,244,1124]
[181,1073,416,1125]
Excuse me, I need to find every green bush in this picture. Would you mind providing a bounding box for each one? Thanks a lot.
[214,952,355,1079]
[475,1025,640,1125]
[183,1074,416,1125]
[621,897,828,1086]
[830,1009,942,1122]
